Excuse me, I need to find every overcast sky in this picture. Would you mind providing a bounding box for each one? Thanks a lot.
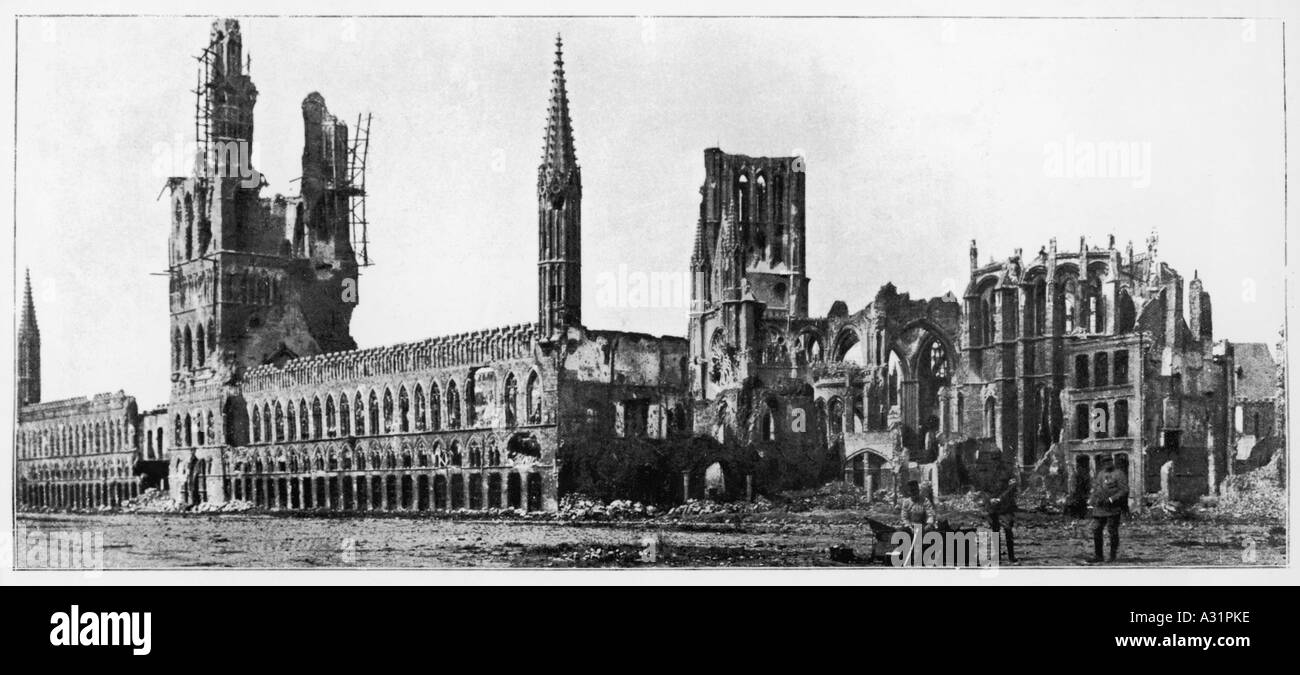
[15,16,1286,407]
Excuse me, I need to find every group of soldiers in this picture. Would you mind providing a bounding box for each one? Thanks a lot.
[897,456,1131,565]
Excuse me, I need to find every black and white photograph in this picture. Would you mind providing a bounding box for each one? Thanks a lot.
[2,0,1294,591]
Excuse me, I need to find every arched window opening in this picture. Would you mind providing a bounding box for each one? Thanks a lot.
[429,382,442,431]
[1030,278,1047,336]
[984,397,997,439]
[252,406,262,443]
[1075,404,1089,439]
[1113,350,1129,385]
[526,372,542,425]
[195,324,206,368]
[353,392,365,436]
[926,340,949,380]
[504,374,519,427]
[413,384,426,432]
[339,395,351,436]
[382,388,394,433]
[760,400,778,442]
[1062,280,1077,333]
[325,395,337,438]
[262,403,271,442]
[183,326,194,370]
[828,397,844,435]
[472,369,497,427]
[298,399,309,440]
[369,390,381,435]
[286,401,298,441]
[311,397,323,439]
[274,402,285,442]
[734,173,749,221]
[398,386,410,433]
[886,351,903,408]
[1116,290,1136,333]
[446,381,461,429]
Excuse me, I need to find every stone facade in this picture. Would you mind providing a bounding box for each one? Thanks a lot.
[16,21,686,514]
[15,18,1266,513]
[687,148,1242,507]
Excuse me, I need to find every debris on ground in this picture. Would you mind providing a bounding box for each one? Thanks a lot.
[782,482,875,511]
[547,544,641,566]
[556,493,657,521]
[193,499,255,513]
[664,496,775,517]
[119,488,186,513]
[1215,466,1286,521]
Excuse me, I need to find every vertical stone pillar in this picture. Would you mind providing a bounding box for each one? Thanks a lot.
[682,472,691,503]
[745,474,753,502]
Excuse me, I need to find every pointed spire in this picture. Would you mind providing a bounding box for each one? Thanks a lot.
[541,33,577,175]
[18,268,40,406]
[691,218,709,269]
[20,268,37,335]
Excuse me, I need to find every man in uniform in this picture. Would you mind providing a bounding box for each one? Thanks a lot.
[1088,458,1129,563]
[981,460,1019,565]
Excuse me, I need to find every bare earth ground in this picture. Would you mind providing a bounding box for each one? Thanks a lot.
[14,510,1286,569]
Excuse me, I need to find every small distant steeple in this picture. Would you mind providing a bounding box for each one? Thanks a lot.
[18,269,41,406]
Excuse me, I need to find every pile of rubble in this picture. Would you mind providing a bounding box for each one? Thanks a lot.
[119,488,186,513]
[1138,492,1199,520]
[663,496,775,517]
[193,499,255,514]
[782,482,874,512]
[556,494,659,521]
[118,489,257,514]
[1215,467,1286,521]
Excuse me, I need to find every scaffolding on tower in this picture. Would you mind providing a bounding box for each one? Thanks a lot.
[345,113,373,266]
[192,36,221,180]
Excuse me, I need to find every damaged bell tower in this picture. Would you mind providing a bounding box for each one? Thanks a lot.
[165,18,369,459]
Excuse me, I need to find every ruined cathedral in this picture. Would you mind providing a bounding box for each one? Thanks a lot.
[16,19,1271,513]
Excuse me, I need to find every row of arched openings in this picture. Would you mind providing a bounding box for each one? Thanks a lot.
[248,372,543,444]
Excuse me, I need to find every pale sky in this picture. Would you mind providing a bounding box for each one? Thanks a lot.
[15,16,1286,407]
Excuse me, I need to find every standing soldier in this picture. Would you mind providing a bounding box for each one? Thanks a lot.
[981,460,1019,565]
[1088,458,1129,563]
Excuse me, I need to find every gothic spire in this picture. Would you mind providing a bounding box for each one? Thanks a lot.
[18,268,41,406]
[541,34,578,175]
[20,268,37,336]
[691,218,709,269]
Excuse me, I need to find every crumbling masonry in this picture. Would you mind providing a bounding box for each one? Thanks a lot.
[16,19,1275,512]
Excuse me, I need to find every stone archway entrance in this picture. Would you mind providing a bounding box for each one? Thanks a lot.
[844,448,892,494]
